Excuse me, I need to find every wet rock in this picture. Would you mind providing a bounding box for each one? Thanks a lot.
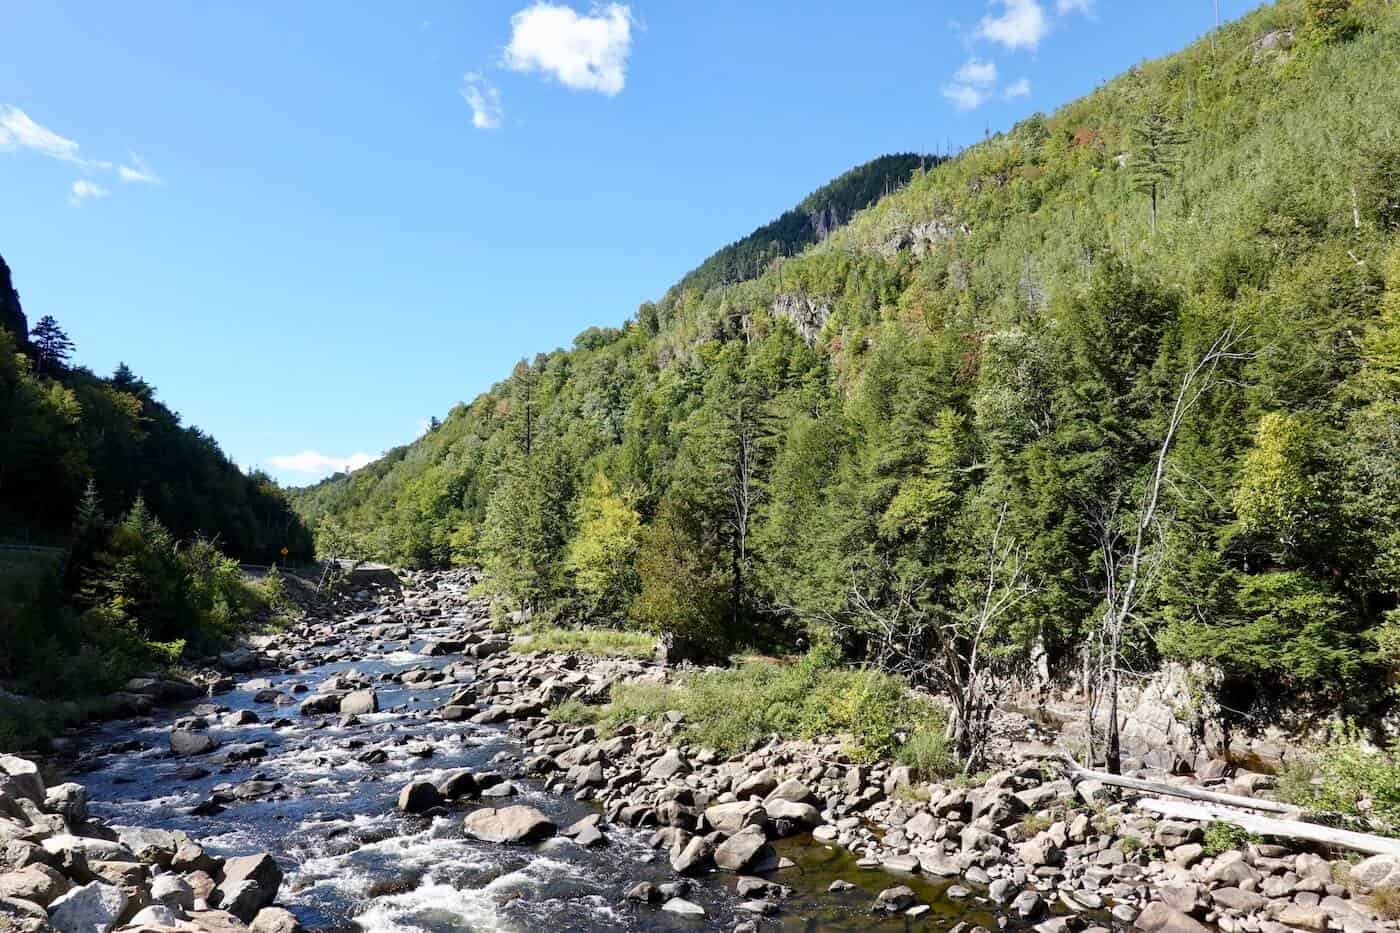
[873,885,916,912]
[670,836,713,875]
[714,826,774,872]
[218,853,282,912]
[624,881,659,903]
[46,881,127,933]
[170,730,219,757]
[252,906,305,933]
[298,695,341,716]
[340,689,378,716]
[462,806,556,844]
[661,897,705,917]
[396,781,443,814]
[1011,890,1044,922]
[434,770,478,799]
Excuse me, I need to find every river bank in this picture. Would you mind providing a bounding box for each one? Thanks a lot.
[3,568,1398,932]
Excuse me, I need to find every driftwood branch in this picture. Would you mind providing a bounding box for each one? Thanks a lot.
[1063,763,1297,816]
[1139,797,1400,858]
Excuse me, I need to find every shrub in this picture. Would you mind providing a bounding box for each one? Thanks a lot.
[1276,729,1400,833]
[1370,885,1400,921]
[548,699,602,725]
[1202,822,1260,856]
[896,721,956,779]
[512,627,655,659]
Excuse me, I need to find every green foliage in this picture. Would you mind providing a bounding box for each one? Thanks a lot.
[564,473,642,623]
[609,646,943,762]
[895,721,956,779]
[630,500,731,657]
[1201,822,1261,856]
[1276,728,1400,833]
[480,446,576,609]
[512,626,655,659]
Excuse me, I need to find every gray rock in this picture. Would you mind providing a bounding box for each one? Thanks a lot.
[647,750,689,781]
[46,881,127,933]
[396,781,443,814]
[170,730,219,757]
[1350,853,1400,894]
[714,826,773,872]
[219,852,282,909]
[251,906,305,933]
[661,897,705,917]
[670,836,713,875]
[1134,902,1210,933]
[0,866,68,906]
[705,801,765,834]
[872,885,916,912]
[339,689,378,716]
[150,873,194,911]
[462,806,555,844]
[129,905,180,927]
[0,758,45,806]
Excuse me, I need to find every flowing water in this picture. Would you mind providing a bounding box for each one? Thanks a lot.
[55,612,1067,932]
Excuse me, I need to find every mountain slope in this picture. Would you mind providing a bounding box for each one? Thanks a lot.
[292,0,1400,722]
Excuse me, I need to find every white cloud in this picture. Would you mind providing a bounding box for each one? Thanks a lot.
[117,152,161,184]
[268,450,376,476]
[69,179,108,205]
[943,57,1001,111]
[1056,0,1094,14]
[461,72,504,129]
[1,106,89,164]
[977,0,1049,50]
[954,58,999,87]
[504,2,633,96]
[1003,77,1032,99]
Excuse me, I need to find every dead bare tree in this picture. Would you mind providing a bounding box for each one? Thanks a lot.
[842,503,1039,772]
[1088,324,1250,773]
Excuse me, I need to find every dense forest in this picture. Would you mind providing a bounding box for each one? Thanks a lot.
[0,255,310,728]
[293,0,1400,756]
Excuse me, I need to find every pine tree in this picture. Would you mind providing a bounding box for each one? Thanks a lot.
[29,315,75,374]
[1128,107,1188,236]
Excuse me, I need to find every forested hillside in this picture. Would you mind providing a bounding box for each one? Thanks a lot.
[1,257,310,731]
[292,0,1400,743]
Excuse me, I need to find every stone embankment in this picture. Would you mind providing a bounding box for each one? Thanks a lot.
[1,752,296,933]
[8,567,1400,932]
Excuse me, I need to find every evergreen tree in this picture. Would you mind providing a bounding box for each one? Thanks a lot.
[1128,106,1188,235]
[29,314,75,374]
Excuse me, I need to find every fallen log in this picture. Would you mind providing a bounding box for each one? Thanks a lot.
[1138,797,1400,857]
[1061,761,1297,815]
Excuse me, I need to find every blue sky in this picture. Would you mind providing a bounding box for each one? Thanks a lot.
[1,0,1263,485]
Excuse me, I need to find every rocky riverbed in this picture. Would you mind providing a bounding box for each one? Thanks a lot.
[5,569,1400,933]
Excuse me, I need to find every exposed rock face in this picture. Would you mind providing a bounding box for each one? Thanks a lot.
[770,293,830,346]
[0,254,28,348]
[878,216,966,259]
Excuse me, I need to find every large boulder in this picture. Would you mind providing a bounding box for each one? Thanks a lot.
[670,836,713,875]
[1135,902,1210,933]
[170,730,219,757]
[705,801,766,835]
[0,866,68,906]
[339,690,378,716]
[46,881,128,933]
[1351,853,1400,895]
[647,750,689,781]
[462,807,556,844]
[396,782,443,815]
[0,758,44,806]
[252,906,305,933]
[218,852,282,916]
[713,825,774,872]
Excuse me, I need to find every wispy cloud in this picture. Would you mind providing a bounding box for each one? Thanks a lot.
[504,2,633,96]
[268,450,376,476]
[3,105,161,203]
[1056,0,1094,14]
[1,106,93,165]
[1003,77,1032,99]
[977,0,1049,51]
[69,179,108,205]
[461,72,504,129]
[117,152,161,184]
[942,57,999,111]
